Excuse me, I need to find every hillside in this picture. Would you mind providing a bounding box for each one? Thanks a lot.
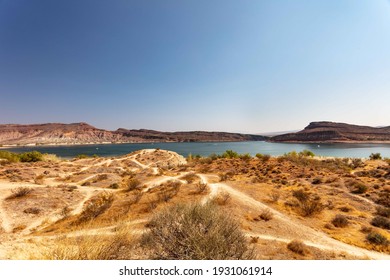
[270,122,390,143]
[1,149,389,260]
[0,123,266,145]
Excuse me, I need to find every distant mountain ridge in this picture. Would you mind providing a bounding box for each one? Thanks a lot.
[270,121,390,143]
[0,123,266,145]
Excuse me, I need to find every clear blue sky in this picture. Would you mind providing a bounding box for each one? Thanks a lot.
[1,0,390,133]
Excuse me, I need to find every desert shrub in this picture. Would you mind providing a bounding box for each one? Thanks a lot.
[312,177,322,185]
[255,153,271,162]
[130,190,143,204]
[239,153,252,161]
[157,182,180,203]
[60,206,72,218]
[268,191,280,203]
[350,158,364,169]
[0,151,20,163]
[109,183,119,189]
[19,151,43,162]
[94,174,108,182]
[219,171,235,182]
[208,153,219,161]
[331,214,349,228]
[213,191,231,205]
[299,150,315,157]
[348,180,368,194]
[287,240,307,255]
[181,172,198,183]
[371,216,390,230]
[221,150,239,159]
[23,207,41,214]
[366,232,389,245]
[369,153,382,160]
[42,153,60,162]
[292,189,324,217]
[376,206,390,218]
[77,192,114,223]
[259,209,273,221]
[339,206,352,212]
[126,178,141,192]
[194,182,208,194]
[292,189,310,202]
[75,154,90,159]
[6,187,33,199]
[142,202,254,260]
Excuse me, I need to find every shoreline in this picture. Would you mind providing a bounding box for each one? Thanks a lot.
[0,140,266,149]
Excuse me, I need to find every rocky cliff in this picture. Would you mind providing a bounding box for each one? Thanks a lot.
[270,122,390,143]
[0,123,266,145]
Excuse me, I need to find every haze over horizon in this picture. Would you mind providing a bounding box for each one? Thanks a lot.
[1,0,390,134]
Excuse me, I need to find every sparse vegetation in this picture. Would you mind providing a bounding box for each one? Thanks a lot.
[39,228,136,260]
[75,154,90,159]
[23,207,41,214]
[287,240,307,255]
[2,148,390,260]
[292,189,324,217]
[181,172,198,183]
[255,153,271,162]
[299,150,315,157]
[6,187,33,200]
[259,209,273,221]
[331,214,349,228]
[371,216,390,230]
[376,206,390,218]
[194,182,208,194]
[142,202,254,260]
[77,192,114,223]
[126,178,141,191]
[213,191,231,205]
[366,232,389,245]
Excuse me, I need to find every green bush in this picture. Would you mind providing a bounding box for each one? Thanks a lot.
[0,151,20,163]
[19,151,43,162]
[369,153,382,160]
[142,202,254,260]
[299,150,315,157]
[221,150,239,159]
[239,153,252,161]
[75,154,90,159]
[255,153,271,162]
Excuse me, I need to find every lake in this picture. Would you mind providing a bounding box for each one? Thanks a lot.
[3,141,390,159]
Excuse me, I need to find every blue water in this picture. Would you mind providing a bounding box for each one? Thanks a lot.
[3,142,390,159]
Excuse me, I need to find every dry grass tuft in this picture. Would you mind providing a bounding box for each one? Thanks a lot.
[213,191,231,206]
[287,240,307,255]
[259,209,273,221]
[331,214,349,228]
[292,189,324,217]
[6,187,33,200]
[142,202,254,260]
[194,182,208,194]
[38,227,137,260]
[76,192,114,223]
